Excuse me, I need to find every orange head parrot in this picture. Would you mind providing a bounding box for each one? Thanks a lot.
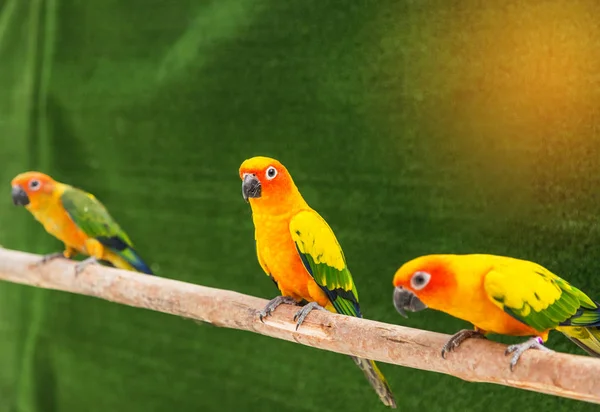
[239,156,396,408]
[11,171,153,275]
[392,254,600,369]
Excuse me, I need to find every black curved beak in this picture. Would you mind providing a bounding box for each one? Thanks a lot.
[242,174,261,202]
[393,286,427,318]
[11,185,29,206]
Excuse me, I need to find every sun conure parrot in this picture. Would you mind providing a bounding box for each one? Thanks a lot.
[392,254,600,369]
[11,171,153,275]
[239,156,396,408]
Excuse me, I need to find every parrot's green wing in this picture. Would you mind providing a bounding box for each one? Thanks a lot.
[60,187,133,248]
[483,259,600,332]
[289,209,361,317]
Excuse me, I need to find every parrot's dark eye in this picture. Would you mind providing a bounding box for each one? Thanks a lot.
[410,271,431,290]
[266,166,277,180]
[29,179,41,191]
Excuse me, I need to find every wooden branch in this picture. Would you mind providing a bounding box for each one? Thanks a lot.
[0,247,598,404]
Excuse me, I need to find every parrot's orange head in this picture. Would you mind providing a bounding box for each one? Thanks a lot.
[392,255,458,318]
[239,156,303,209]
[11,172,58,209]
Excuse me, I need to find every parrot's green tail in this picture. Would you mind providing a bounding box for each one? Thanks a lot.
[558,326,600,357]
[351,356,397,408]
[117,247,154,275]
[105,247,154,275]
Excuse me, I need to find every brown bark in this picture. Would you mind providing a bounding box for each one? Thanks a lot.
[0,248,598,404]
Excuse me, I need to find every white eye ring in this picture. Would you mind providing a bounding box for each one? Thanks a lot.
[410,271,431,290]
[266,166,277,180]
[29,179,41,191]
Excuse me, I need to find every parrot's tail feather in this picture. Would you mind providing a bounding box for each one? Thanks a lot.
[107,247,154,275]
[559,326,600,357]
[351,356,396,408]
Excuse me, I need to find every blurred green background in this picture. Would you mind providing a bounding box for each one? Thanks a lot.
[1,0,600,411]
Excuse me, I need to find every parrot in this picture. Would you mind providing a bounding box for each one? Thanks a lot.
[239,156,396,408]
[392,254,600,369]
[11,171,153,275]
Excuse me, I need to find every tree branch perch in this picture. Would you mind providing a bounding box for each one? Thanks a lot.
[0,247,598,404]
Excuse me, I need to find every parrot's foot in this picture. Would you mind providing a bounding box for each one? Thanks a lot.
[441,329,486,358]
[293,302,326,330]
[505,337,553,371]
[74,257,99,276]
[258,296,298,322]
[36,252,66,266]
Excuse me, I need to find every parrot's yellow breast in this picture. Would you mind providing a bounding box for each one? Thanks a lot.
[252,210,325,304]
[26,187,89,253]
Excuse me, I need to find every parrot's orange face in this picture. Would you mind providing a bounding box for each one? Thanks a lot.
[239,156,298,207]
[392,255,458,317]
[11,172,57,209]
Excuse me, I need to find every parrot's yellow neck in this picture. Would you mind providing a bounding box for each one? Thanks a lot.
[25,182,70,218]
[248,185,309,217]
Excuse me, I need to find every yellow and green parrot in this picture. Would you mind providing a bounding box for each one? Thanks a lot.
[11,171,153,275]
[239,156,396,408]
[392,254,600,369]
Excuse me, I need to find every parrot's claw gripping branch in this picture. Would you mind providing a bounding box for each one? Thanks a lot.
[2,248,600,405]
[441,329,486,359]
[74,257,99,276]
[293,302,327,330]
[258,295,298,322]
[38,252,66,266]
[505,337,553,371]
